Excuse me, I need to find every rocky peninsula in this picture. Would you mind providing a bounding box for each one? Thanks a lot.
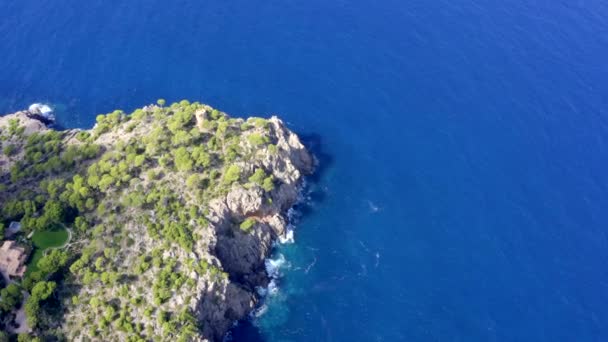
[0,100,313,341]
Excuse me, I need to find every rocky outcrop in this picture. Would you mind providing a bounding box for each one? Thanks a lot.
[194,116,313,339]
[0,103,314,342]
[207,116,312,299]
[0,110,51,177]
[268,117,314,178]
[196,281,255,341]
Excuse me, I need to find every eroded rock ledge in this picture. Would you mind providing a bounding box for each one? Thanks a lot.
[0,101,313,341]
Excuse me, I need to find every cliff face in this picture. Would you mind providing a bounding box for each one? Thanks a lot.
[193,117,313,340]
[0,102,313,341]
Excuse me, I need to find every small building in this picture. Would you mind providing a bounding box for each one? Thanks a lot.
[0,241,28,279]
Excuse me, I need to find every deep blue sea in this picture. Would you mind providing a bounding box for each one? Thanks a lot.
[2,0,608,340]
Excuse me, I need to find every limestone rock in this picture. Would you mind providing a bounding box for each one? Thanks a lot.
[226,186,264,217]
[0,104,314,342]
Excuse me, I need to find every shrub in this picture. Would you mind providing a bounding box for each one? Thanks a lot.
[248,168,266,185]
[262,176,275,192]
[134,154,146,167]
[25,281,57,328]
[75,131,91,142]
[222,165,241,185]
[249,117,268,128]
[0,283,23,312]
[173,147,193,172]
[240,218,256,233]
[131,108,146,120]
[210,109,221,120]
[186,174,200,189]
[247,133,267,146]
[191,146,211,168]
[3,144,17,156]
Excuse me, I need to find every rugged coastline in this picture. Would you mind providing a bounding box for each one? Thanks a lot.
[0,101,313,341]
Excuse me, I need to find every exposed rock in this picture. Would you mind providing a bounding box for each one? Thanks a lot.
[226,186,264,218]
[196,281,255,341]
[195,108,209,131]
[0,103,314,341]
[269,116,314,177]
[264,213,287,236]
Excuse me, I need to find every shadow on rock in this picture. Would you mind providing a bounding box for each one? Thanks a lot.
[227,131,331,341]
[229,319,266,342]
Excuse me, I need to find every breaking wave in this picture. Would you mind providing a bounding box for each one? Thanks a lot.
[252,182,312,319]
[28,103,56,121]
[278,226,295,244]
[252,253,288,317]
[265,253,287,279]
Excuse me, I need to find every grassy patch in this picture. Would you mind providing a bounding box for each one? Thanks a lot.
[239,218,256,233]
[27,224,69,274]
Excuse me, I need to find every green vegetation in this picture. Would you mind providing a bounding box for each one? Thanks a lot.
[262,175,275,192]
[25,281,56,328]
[223,164,241,185]
[27,224,69,275]
[248,117,268,129]
[239,218,256,233]
[247,168,275,192]
[0,283,23,313]
[0,100,287,341]
[248,168,266,184]
[32,225,68,248]
[247,133,268,146]
[3,144,17,156]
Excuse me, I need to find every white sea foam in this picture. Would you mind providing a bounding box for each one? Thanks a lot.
[254,253,289,319]
[368,200,380,213]
[304,256,317,274]
[256,286,267,297]
[251,181,309,322]
[265,253,287,279]
[252,304,268,317]
[279,226,295,244]
[287,207,298,222]
[359,240,370,253]
[361,263,369,276]
[29,103,53,114]
[28,103,55,121]
[267,279,279,296]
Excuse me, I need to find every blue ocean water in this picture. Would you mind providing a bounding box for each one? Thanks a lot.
[2,0,608,340]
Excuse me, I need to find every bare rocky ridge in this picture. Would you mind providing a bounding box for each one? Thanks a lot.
[195,117,313,340]
[0,103,314,341]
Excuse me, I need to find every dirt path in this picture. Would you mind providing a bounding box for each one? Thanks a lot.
[9,291,30,334]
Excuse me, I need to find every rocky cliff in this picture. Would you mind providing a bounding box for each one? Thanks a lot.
[0,101,313,341]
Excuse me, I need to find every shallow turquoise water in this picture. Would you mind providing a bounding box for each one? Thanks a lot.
[2,0,608,340]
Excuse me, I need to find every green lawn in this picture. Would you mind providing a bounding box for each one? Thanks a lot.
[26,224,69,275]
